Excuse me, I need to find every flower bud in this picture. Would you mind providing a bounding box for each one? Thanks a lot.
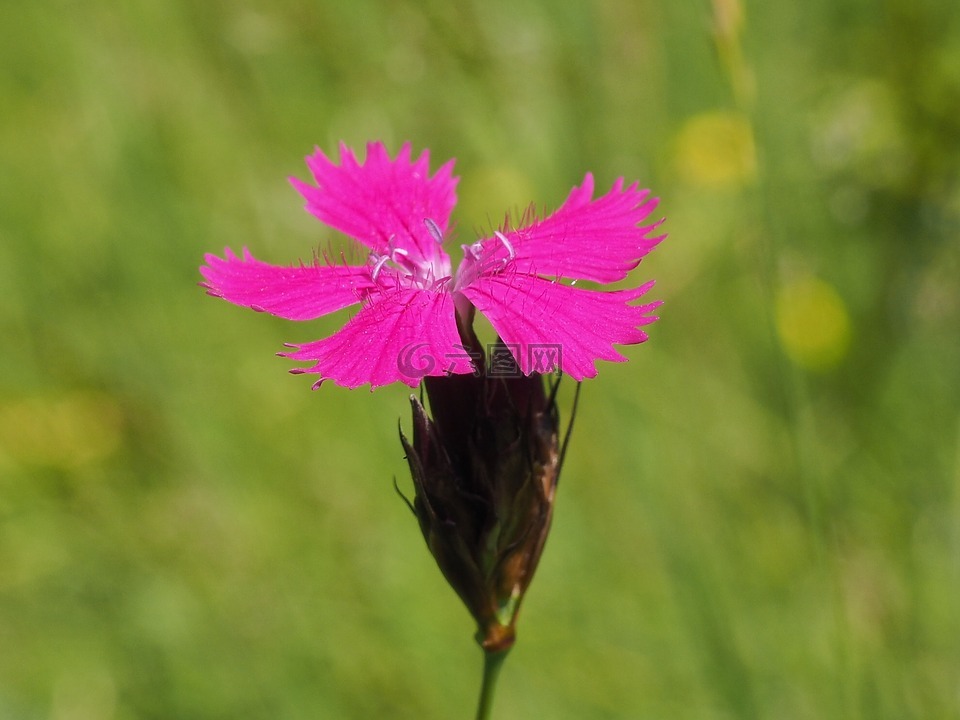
[400,342,564,653]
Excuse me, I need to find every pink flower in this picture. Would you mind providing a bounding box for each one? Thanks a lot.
[200,142,665,389]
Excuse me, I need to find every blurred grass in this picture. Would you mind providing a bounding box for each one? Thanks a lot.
[1,0,959,718]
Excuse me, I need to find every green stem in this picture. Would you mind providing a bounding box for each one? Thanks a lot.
[474,648,509,720]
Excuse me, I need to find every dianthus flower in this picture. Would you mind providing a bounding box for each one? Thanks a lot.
[200,142,664,388]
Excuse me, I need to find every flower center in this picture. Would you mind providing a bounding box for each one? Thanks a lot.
[368,218,452,291]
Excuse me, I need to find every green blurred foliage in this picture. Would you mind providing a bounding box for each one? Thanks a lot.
[1,0,959,718]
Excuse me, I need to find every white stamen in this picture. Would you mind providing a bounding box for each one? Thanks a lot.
[462,241,484,261]
[424,217,444,244]
[370,254,390,282]
[493,231,516,260]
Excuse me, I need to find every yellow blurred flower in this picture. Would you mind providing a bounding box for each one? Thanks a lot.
[674,110,757,188]
[0,392,123,470]
[775,276,851,370]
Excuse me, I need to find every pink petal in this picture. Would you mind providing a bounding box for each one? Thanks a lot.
[477,174,665,284]
[460,273,661,380]
[280,289,476,389]
[200,247,374,320]
[290,141,458,264]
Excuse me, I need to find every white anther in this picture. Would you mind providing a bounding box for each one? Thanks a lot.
[463,241,484,261]
[370,254,390,282]
[424,217,444,244]
[493,231,516,261]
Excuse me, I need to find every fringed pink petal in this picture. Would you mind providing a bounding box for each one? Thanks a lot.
[280,289,476,389]
[290,141,458,264]
[461,273,661,380]
[200,247,374,320]
[476,174,665,284]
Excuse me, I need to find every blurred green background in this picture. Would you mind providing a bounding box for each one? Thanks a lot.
[2,0,959,718]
